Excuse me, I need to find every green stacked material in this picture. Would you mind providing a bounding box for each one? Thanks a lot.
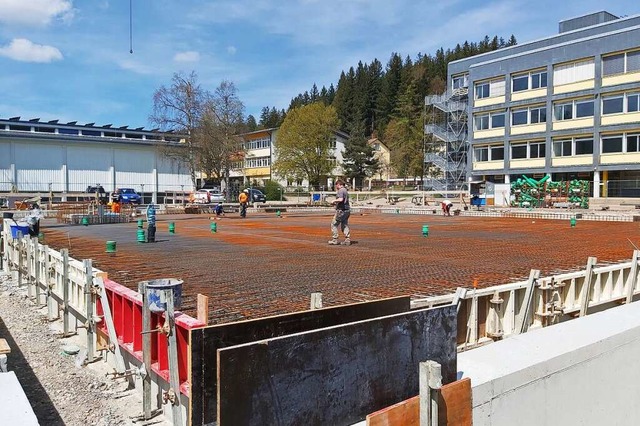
[510,176,589,209]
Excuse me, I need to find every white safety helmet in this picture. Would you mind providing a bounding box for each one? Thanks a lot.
[243,189,249,193]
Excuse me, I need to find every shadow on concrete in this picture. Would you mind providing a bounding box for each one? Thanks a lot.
[0,316,64,425]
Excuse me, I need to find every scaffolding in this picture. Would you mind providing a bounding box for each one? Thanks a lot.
[424,87,469,191]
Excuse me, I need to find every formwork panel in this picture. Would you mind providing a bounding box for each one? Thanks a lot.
[217,304,457,426]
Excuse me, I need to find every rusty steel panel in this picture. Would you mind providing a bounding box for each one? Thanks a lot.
[216,304,457,426]
[190,296,411,425]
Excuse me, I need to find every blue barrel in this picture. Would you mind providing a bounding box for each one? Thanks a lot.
[143,278,183,313]
[10,223,30,239]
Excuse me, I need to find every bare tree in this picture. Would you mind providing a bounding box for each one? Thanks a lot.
[150,71,209,187]
[196,81,246,200]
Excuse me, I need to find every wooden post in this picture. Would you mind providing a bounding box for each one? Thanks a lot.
[310,292,323,310]
[26,237,33,298]
[84,259,95,363]
[138,282,152,420]
[580,257,597,317]
[516,269,540,334]
[165,289,184,426]
[62,248,70,335]
[17,232,23,287]
[197,293,209,325]
[626,250,639,304]
[419,360,442,426]
[44,245,57,321]
[34,240,41,304]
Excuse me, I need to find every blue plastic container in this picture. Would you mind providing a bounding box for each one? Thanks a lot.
[10,223,30,239]
[143,278,183,313]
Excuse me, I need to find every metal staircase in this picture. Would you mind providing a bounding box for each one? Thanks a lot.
[424,88,469,191]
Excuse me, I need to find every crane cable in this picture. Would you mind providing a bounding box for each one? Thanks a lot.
[129,0,133,54]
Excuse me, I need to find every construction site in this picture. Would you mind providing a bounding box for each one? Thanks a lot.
[2,200,640,425]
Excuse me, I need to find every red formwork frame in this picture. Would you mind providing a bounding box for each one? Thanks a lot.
[96,278,206,395]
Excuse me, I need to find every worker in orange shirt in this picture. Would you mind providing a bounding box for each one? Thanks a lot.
[239,189,249,218]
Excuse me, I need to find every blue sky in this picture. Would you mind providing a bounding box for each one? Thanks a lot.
[0,1,637,129]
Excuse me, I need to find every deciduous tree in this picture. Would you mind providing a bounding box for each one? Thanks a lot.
[273,103,340,188]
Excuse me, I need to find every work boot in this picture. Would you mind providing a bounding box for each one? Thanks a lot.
[328,239,339,245]
[341,239,351,246]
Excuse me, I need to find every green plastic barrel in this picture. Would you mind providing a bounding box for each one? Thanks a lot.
[137,219,144,229]
[106,240,117,253]
[168,222,175,234]
[137,229,146,243]
[82,216,89,226]
[210,222,217,233]
[422,224,429,237]
[570,217,577,227]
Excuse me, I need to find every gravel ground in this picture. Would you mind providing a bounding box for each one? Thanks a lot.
[0,271,167,426]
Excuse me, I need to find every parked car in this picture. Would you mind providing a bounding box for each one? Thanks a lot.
[86,185,109,205]
[246,188,266,203]
[193,189,225,204]
[111,188,142,204]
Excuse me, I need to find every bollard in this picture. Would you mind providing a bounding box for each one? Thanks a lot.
[570,217,577,227]
[137,219,144,229]
[82,216,89,226]
[210,222,217,233]
[137,229,146,243]
[168,222,175,234]
[422,224,429,237]
[106,240,117,253]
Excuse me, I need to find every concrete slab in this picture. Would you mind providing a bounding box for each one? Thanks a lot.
[0,371,38,425]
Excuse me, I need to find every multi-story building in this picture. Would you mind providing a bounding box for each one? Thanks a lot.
[431,11,640,198]
[236,128,349,190]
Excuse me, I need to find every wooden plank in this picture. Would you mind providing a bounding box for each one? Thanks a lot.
[438,378,472,426]
[580,257,597,317]
[196,293,209,325]
[0,338,10,354]
[217,305,457,426]
[191,296,412,425]
[365,378,472,426]
[366,396,418,426]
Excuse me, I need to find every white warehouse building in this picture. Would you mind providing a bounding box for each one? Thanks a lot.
[0,117,193,203]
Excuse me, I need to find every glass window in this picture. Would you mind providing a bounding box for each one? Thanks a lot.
[491,113,505,128]
[490,146,504,161]
[474,115,489,130]
[575,138,593,155]
[82,130,101,136]
[602,136,623,153]
[575,100,594,118]
[553,140,572,157]
[512,75,529,92]
[529,142,545,158]
[627,93,639,113]
[530,107,546,124]
[511,144,527,159]
[452,74,468,89]
[475,83,490,99]
[531,71,547,89]
[512,110,528,126]
[602,96,624,114]
[603,53,625,76]
[554,102,573,121]
[627,50,640,73]
[58,128,79,135]
[474,146,488,161]
[627,134,640,152]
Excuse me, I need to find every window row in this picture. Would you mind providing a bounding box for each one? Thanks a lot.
[471,49,640,100]
[475,134,640,161]
[474,93,640,130]
[245,156,271,168]
[244,136,271,150]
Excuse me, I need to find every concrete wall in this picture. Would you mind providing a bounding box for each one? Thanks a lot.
[459,301,640,425]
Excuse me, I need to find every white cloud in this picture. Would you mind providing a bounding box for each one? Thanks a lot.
[0,38,63,63]
[174,51,200,62]
[227,46,237,55]
[0,0,74,26]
